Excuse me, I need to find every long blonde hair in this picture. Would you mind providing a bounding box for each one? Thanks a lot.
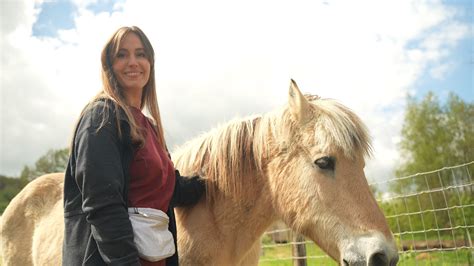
[78,26,166,149]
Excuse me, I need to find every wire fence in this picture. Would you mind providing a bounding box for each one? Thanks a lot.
[259,161,474,265]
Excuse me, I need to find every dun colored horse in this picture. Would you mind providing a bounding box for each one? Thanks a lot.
[1,80,398,265]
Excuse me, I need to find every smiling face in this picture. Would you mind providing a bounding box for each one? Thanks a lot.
[112,32,151,97]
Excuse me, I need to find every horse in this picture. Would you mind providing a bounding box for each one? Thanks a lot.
[1,80,399,265]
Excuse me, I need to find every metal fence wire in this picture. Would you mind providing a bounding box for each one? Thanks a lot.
[259,161,474,265]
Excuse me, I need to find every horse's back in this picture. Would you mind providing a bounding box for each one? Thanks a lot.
[1,173,64,266]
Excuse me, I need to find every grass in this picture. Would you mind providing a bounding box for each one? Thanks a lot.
[259,242,337,266]
[258,242,474,266]
[396,250,473,266]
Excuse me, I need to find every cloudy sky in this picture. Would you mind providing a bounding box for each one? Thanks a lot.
[1,0,472,183]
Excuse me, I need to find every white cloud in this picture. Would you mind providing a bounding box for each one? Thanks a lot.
[430,62,454,80]
[0,0,470,181]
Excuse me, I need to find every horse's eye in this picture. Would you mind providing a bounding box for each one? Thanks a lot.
[314,156,335,170]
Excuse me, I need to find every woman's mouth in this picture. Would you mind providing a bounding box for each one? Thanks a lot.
[125,71,141,77]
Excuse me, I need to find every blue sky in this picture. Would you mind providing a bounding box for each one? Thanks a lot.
[32,1,75,37]
[412,0,473,102]
[415,36,473,102]
[32,0,125,36]
[1,0,473,181]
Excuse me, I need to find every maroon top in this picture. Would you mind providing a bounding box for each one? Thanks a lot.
[128,107,176,265]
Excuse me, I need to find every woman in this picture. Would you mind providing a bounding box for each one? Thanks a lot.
[62,26,205,266]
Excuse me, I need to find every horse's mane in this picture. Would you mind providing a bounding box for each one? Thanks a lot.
[308,97,372,159]
[172,95,372,199]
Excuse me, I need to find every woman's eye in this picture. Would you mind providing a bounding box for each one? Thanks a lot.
[116,53,126,58]
[314,156,335,171]
[137,52,146,58]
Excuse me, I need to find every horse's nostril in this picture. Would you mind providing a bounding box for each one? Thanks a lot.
[369,252,388,266]
[342,259,349,266]
[390,254,399,266]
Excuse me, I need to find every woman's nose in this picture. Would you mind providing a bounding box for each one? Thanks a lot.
[127,55,139,66]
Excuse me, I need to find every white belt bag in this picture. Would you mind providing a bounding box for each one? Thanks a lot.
[128,207,175,261]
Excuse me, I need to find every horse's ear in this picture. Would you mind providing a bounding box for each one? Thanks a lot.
[288,79,311,124]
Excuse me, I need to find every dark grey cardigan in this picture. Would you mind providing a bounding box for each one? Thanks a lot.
[63,100,204,265]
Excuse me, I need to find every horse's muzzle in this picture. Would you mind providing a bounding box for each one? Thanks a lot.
[340,232,399,266]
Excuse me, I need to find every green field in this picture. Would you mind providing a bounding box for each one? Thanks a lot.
[259,242,473,266]
[259,242,336,266]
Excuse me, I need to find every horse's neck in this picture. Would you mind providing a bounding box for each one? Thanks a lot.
[177,172,277,264]
[208,180,277,262]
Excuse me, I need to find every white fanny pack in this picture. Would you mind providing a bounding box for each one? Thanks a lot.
[128,207,175,261]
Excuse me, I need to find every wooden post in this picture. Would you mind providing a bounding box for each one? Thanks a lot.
[464,228,473,265]
[292,233,307,266]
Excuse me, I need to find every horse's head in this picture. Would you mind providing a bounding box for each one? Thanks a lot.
[266,80,398,265]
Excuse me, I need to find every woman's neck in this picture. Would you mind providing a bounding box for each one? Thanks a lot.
[124,90,142,109]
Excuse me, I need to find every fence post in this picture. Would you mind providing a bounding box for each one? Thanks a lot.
[292,233,307,266]
[465,228,473,265]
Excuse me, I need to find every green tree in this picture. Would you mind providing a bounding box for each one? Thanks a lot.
[387,92,474,241]
[1,148,69,213]
[396,92,474,176]
[0,175,28,213]
[20,148,69,180]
